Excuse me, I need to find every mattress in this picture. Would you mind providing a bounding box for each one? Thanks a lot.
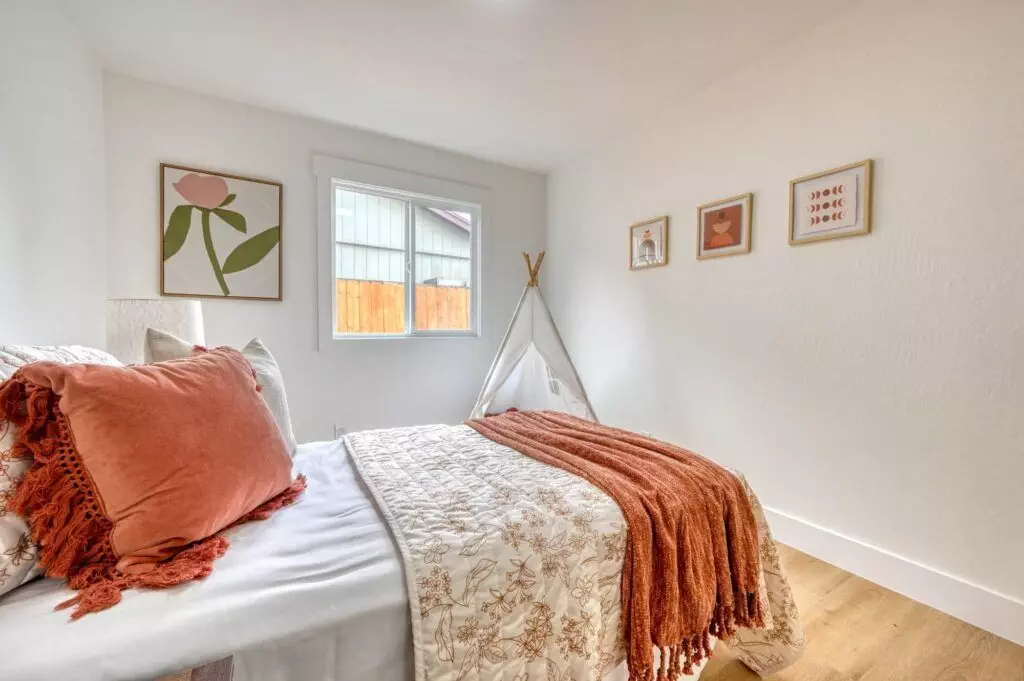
[0,440,413,681]
[0,440,714,681]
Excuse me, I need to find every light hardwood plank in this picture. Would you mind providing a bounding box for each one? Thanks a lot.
[702,545,1024,681]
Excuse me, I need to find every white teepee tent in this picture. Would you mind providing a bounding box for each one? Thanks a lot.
[471,252,597,421]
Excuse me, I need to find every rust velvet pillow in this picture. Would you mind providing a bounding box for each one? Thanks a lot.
[0,347,305,618]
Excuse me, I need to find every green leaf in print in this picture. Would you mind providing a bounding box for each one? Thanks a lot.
[219,193,236,207]
[222,226,280,274]
[213,208,247,233]
[163,205,194,260]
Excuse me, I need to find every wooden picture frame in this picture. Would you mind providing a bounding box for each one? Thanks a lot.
[697,193,753,260]
[789,159,873,246]
[160,163,283,301]
[629,216,669,270]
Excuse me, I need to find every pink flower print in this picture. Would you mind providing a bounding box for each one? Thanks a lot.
[173,173,230,209]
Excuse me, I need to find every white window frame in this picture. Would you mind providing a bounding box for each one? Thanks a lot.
[315,155,486,344]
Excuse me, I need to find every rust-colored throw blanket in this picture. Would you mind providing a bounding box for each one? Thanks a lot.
[467,410,765,681]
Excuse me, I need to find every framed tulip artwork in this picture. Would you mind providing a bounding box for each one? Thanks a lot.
[697,193,752,260]
[789,159,873,245]
[160,163,283,300]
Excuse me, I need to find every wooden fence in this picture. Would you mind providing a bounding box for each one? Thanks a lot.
[335,279,471,333]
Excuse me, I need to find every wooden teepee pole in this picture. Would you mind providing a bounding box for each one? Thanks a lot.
[522,250,546,287]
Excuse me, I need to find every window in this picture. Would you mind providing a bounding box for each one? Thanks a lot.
[330,179,479,337]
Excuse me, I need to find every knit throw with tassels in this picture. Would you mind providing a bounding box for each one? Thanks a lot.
[467,410,765,681]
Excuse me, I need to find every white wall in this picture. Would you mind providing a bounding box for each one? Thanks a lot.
[547,0,1023,640]
[0,0,106,346]
[104,75,546,441]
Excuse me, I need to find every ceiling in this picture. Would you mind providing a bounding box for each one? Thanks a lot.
[61,0,853,172]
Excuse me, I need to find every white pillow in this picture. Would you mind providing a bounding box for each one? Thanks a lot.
[145,329,298,455]
[0,344,124,598]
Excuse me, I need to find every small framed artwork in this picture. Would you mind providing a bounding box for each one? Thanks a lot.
[160,163,283,300]
[789,159,873,245]
[697,193,752,259]
[629,216,669,270]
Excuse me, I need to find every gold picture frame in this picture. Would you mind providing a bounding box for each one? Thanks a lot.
[628,215,669,270]
[160,163,283,301]
[789,159,873,246]
[697,192,753,260]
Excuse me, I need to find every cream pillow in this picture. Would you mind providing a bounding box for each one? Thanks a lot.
[0,344,124,598]
[145,329,298,455]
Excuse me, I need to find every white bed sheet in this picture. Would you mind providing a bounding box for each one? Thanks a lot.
[0,439,711,681]
[0,440,413,681]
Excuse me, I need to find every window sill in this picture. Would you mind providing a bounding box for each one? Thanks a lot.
[331,331,479,341]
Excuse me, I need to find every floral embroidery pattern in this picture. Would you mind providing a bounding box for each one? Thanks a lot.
[418,566,454,618]
[3,533,34,566]
[600,525,626,563]
[545,658,577,681]
[570,577,593,608]
[421,538,451,564]
[513,603,555,661]
[500,520,527,550]
[726,474,806,674]
[483,558,535,619]
[347,425,803,681]
[0,483,18,519]
[0,344,123,597]
[557,612,595,659]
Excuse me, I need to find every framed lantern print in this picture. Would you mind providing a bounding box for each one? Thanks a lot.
[697,193,752,259]
[789,159,873,245]
[629,216,669,270]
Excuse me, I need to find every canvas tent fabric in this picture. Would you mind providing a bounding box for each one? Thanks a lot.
[471,253,596,421]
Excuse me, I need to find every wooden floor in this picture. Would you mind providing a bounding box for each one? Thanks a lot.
[703,544,1024,681]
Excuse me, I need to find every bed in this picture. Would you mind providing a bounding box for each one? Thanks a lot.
[0,440,412,681]
[0,429,802,681]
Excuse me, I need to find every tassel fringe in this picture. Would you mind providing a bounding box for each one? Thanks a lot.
[637,588,765,681]
[0,374,306,620]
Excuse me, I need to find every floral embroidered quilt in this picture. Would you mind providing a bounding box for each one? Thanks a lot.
[346,424,803,681]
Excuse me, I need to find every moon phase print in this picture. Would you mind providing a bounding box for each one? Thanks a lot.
[789,159,873,245]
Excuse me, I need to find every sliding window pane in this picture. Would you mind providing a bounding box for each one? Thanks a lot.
[335,186,407,334]
[413,205,472,331]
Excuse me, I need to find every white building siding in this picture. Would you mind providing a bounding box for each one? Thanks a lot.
[336,188,471,285]
[414,206,471,284]
[336,243,406,283]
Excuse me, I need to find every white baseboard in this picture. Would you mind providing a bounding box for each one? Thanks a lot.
[763,506,1024,646]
